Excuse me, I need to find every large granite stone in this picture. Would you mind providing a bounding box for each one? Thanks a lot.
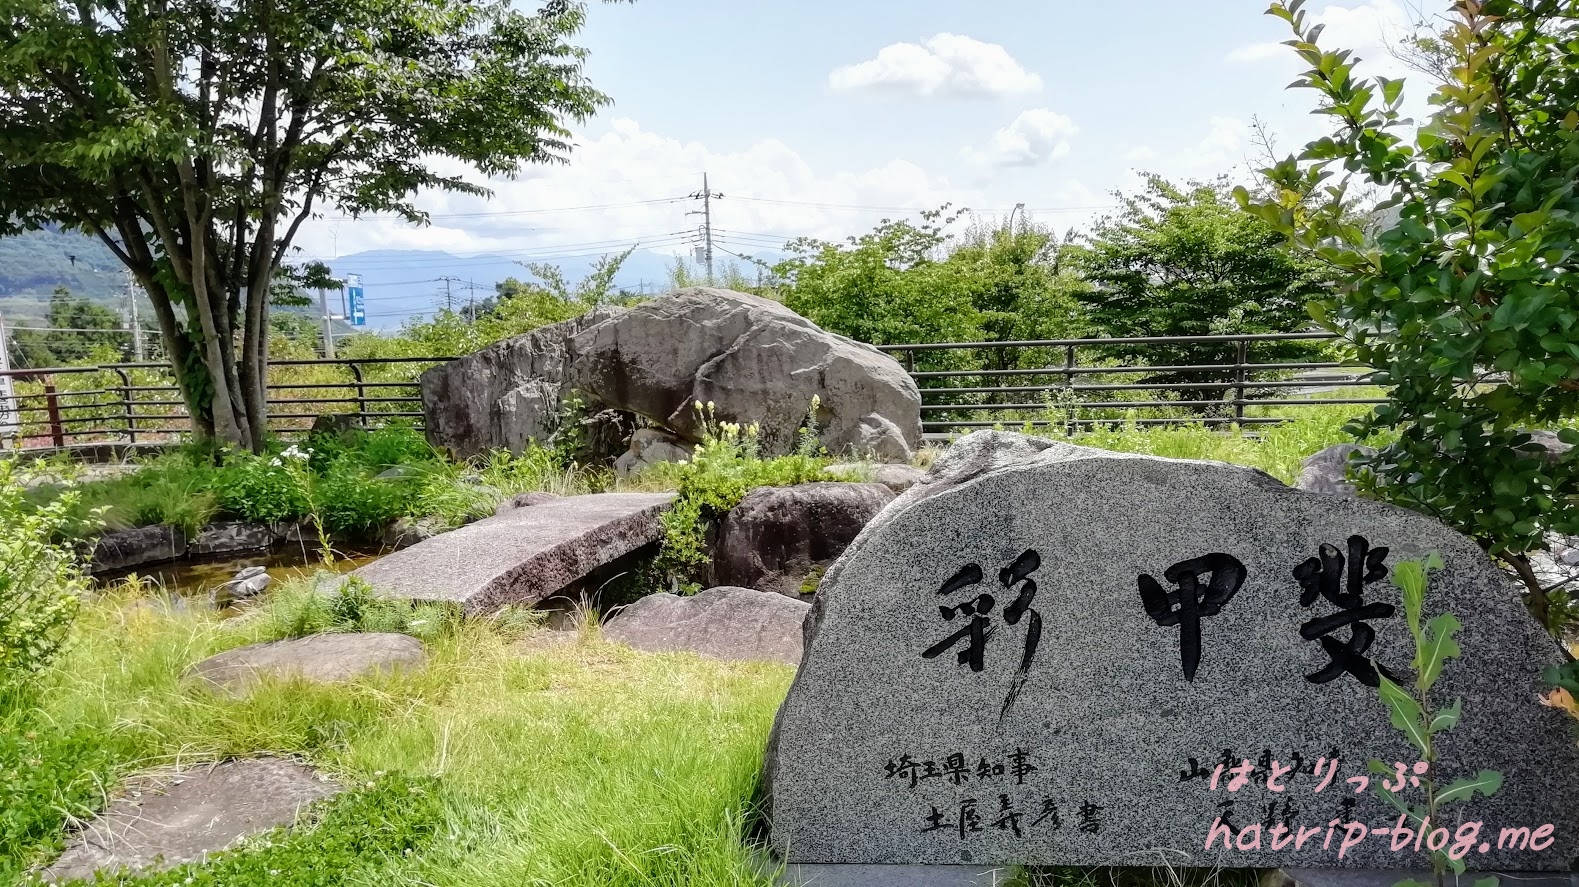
[764,431,1579,870]
[567,288,922,460]
[190,521,277,556]
[353,492,674,614]
[187,632,427,695]
[1295,444,1376,498]
[90,524,186,574]
[420,307,626,460]
[604,586,811,665]
[43,757,340,882]
[716,482,895,598]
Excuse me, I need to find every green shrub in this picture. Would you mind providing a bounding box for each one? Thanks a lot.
[314,462,415,539]
[0,461,87,699]
[0,719,116,878]
[654,403,829,591]
[1242,0,1579,627]
[214,451,310,525]
[262,579,459,643]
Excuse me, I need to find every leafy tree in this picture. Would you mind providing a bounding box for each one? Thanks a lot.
[946,216,1086,371]
[0,0,631,450]
[1239,0,1579,625]
[774,208,982,368]
[1075,174,1331,396]
[8,287,130,367]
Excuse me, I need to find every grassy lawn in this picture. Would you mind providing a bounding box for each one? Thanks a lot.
[3,405,1534,886]
[2,586,793,886]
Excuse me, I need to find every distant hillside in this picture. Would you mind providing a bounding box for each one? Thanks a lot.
[0,228,125,321]
[0,227,788,332]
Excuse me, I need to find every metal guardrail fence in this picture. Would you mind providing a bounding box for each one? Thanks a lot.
[876,331,1380,437]
[0,356,443,453]
[0,332,1380,453]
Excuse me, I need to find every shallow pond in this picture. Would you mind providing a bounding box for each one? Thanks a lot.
[95,544,380,602]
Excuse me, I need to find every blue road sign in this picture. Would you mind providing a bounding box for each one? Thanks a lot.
[347,275,365,326]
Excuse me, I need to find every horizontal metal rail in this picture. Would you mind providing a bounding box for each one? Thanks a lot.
[0,333,1381,454]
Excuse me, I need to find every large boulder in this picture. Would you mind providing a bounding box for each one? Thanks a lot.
[420,306,626,460]
[90,524,186,574]
[715,482,894,598]
[763,431,1579,869]
[603,586,811,665]
[567,289,922,460]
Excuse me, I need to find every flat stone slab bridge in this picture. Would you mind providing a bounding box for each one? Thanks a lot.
[352,492,674,614]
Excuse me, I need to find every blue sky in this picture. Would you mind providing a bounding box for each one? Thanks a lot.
[292,0,1430,325]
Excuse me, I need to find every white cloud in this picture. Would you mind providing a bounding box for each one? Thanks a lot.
[828,34,1043,98]
[1120,117,1253,184]
[964,109,1078,168]
[294,118,989,260]
[1227,0,1419,79]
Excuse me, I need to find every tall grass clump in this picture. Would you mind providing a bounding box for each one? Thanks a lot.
[642,401,829,592]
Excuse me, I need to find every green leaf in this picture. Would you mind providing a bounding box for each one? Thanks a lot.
[1416,613,1463,692]
[1378,676,1429,754]
[1436,770,1503,804]
[1429,698,1463,733]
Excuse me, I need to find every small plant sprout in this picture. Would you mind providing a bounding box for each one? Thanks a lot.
[1372,553,1501,887]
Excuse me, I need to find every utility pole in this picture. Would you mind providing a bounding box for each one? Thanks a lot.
[468,279,477,323]
[318,285,336,359]
[688,172,724,286]
[124,271,145,362]
[437,276,462,313]
[0,313,15,446]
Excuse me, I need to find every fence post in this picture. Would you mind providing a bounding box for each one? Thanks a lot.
[113,367,136,446]
[351,362,368,429]
[1063,344,1077,436]
[903,349,915,374]
[1233,338,1249,427]
[43,376,64,448]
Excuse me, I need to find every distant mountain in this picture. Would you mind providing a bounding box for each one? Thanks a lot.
[322,246,785,331]
[0,227,127,322]
[1,227,787,332]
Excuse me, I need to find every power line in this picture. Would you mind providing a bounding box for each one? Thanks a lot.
[295,232,695,266]
[686,173,723,286]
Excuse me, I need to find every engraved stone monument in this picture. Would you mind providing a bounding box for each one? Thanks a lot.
[763,432,1579,874]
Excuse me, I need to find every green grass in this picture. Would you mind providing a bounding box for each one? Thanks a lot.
[948,398,1394,485]
[1,582,793,886]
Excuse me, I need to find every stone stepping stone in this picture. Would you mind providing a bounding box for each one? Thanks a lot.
[603,586,810,665]
[352,492,674,614]
[43,757,341,882]
[187,632,426,695]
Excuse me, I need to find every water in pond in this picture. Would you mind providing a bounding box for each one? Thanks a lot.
[94,544,380,603]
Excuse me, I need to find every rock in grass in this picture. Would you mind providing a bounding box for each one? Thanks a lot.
[493,490,564,516]
[212,565,272,606]
[1294,443,1375,498]
[764,430,1579,870]
[603,586,810,665]
[187,633,427,696]
[190,520,277,556]
[43,757,341,882]
[715,482,893,598]
[824,462,928,493]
